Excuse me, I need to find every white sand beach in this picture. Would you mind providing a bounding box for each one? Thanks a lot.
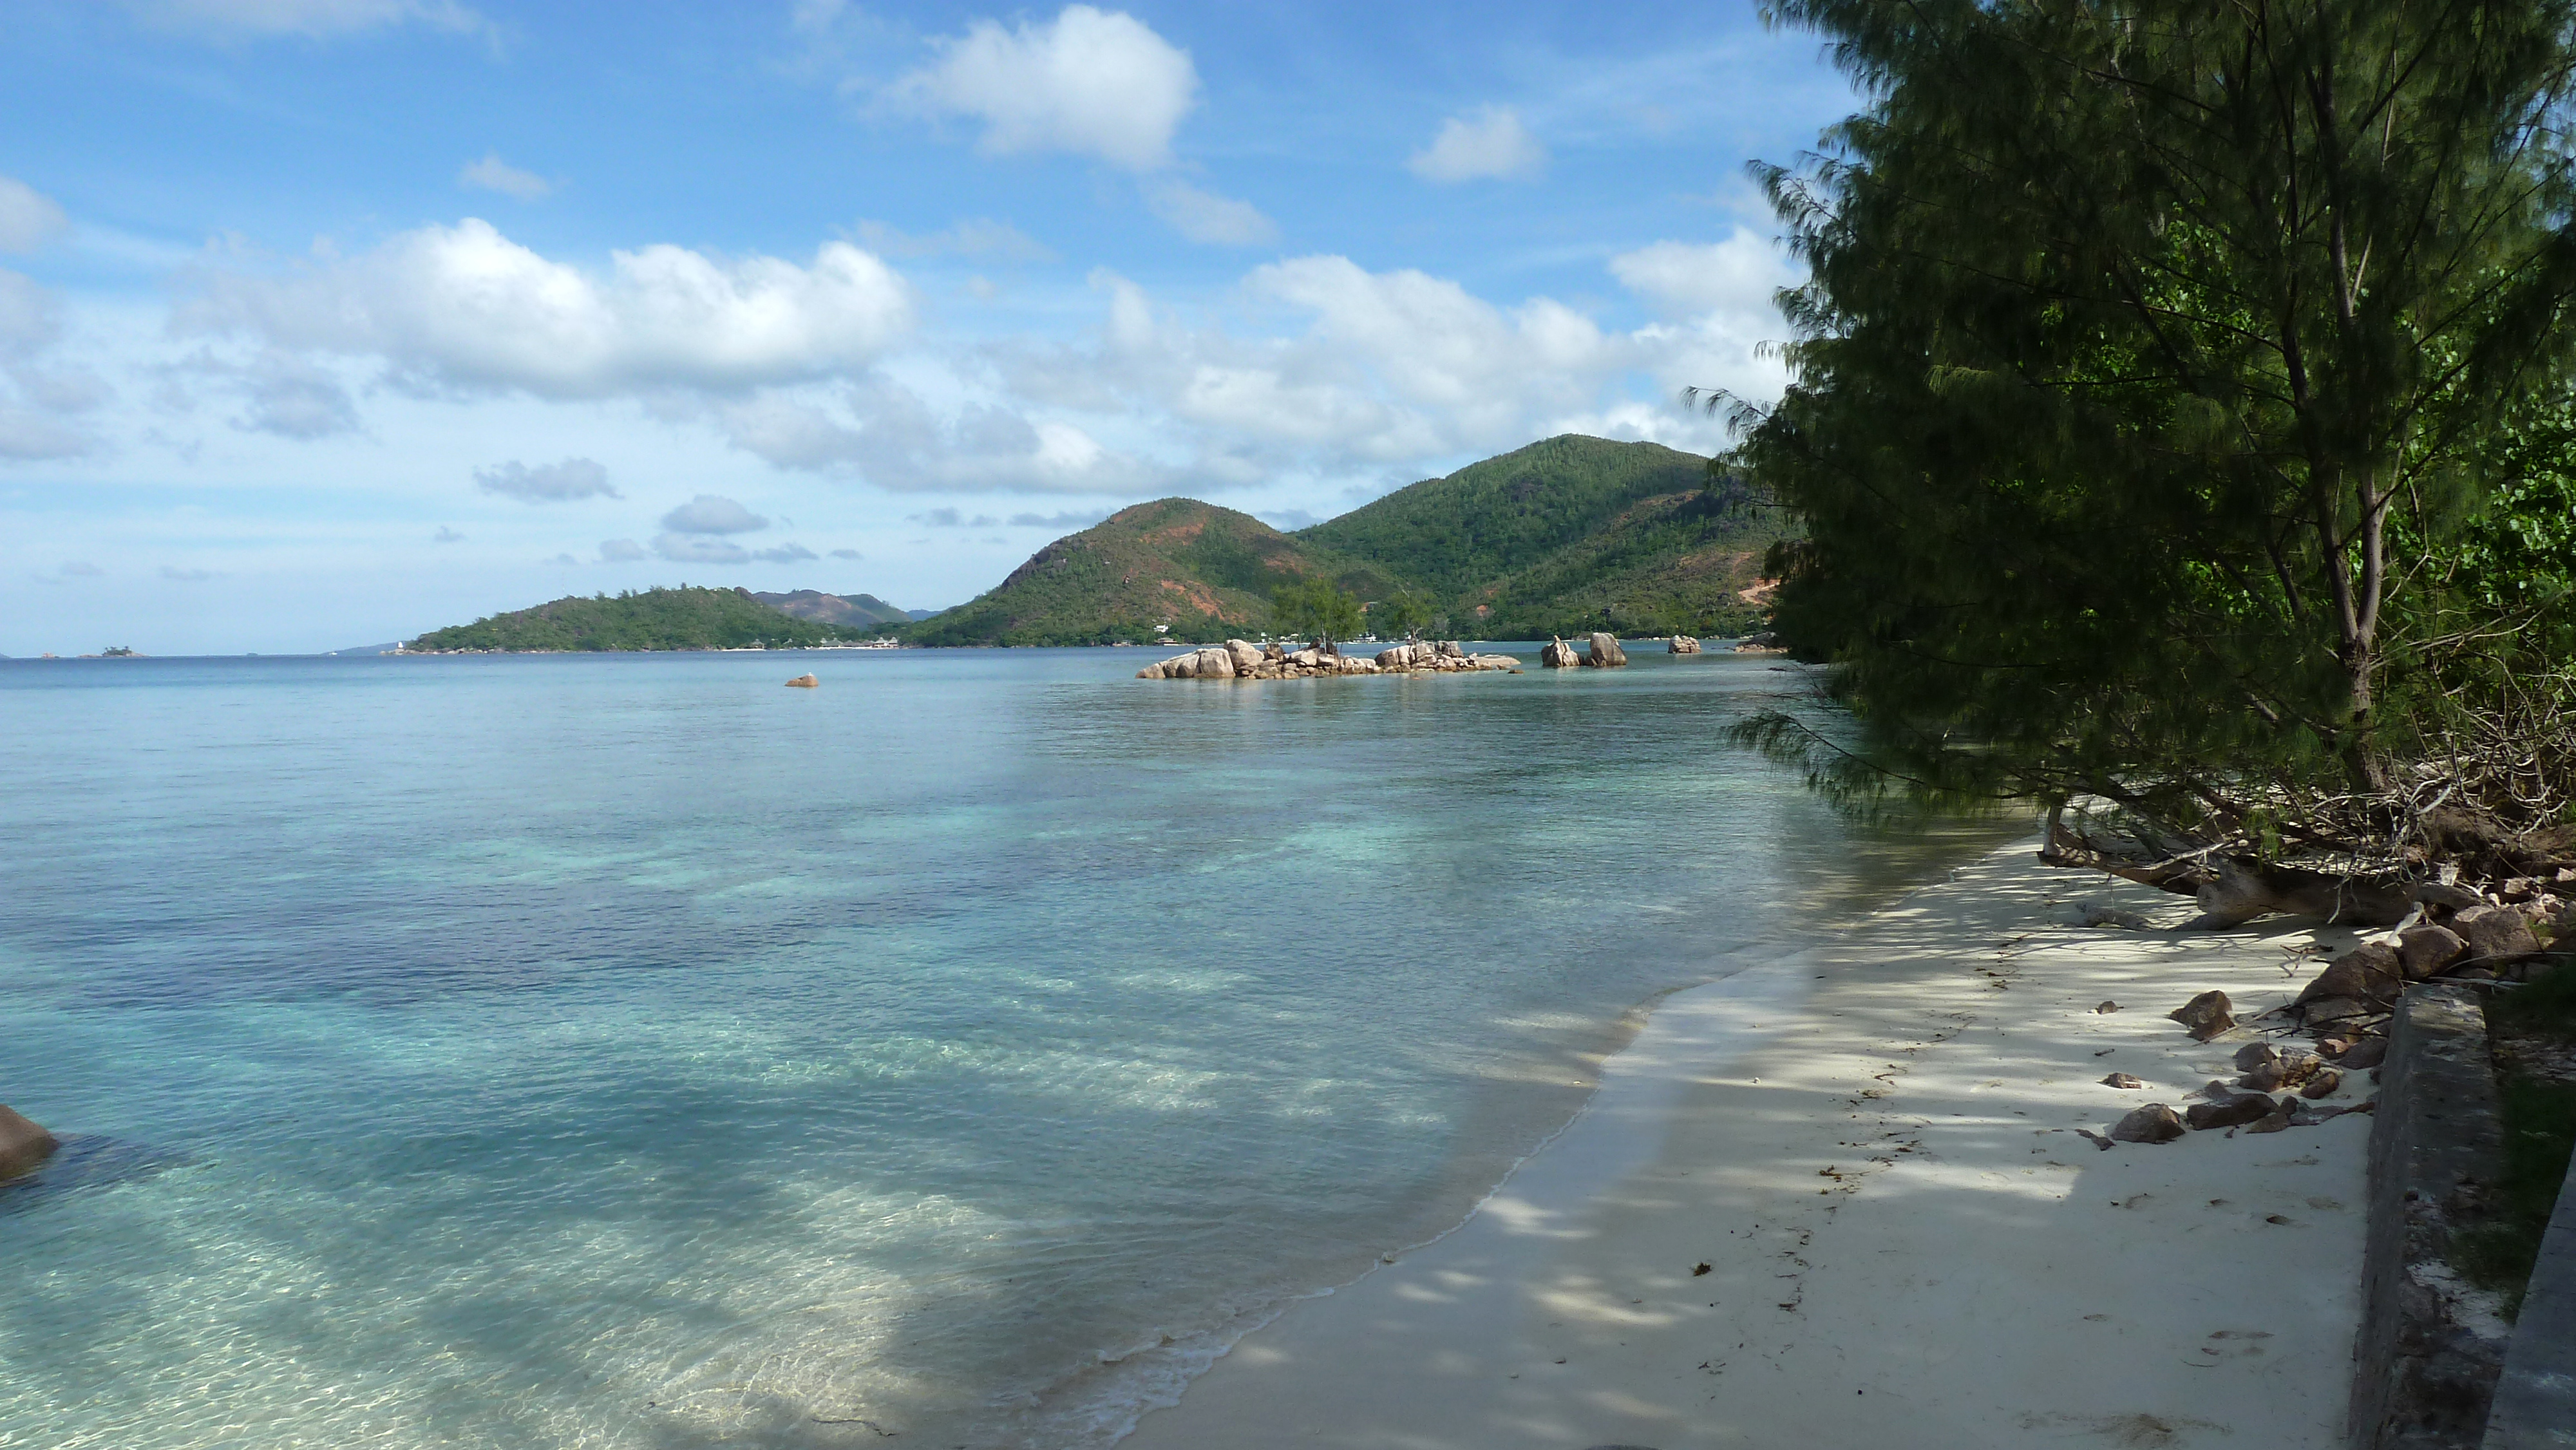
[1122,841,2376,1450]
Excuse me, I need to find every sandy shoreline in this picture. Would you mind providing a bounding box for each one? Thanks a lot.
[1121,840,2374,1449]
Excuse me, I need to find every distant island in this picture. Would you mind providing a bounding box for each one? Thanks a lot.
[406,586,898,653]
[399,435,1787,652]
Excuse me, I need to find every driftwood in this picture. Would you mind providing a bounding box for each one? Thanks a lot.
[2040,809,2412,929]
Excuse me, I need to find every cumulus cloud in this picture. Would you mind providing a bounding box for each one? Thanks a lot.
[718,377,1166,494]
[237,353,359,438]
[183,219,913,400]
[913,507,998,527]
[124,0,493,39]
[829,547,862,560]
[0,268,106,460]
[888,5,1197,172]
[458,153,551,200]
[475,457,619,503]
[1609,234,1796,319]
[1007,509,1107,529]
[599,538,647,561]
[752,541,818,563]
[0,177,68,254]
[660,494,768,534]
[1409,106,1546,183]
[652,533,749,564]
[853,218,1054,263]
[1146,181,1278,247]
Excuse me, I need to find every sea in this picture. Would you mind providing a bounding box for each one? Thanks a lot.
[0,646,2011,1449]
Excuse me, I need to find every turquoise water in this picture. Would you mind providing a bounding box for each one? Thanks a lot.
[0,648,1983,1449]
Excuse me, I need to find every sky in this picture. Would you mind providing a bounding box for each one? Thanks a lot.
[0,0,1856,654]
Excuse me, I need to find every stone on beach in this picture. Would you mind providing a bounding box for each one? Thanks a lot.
[2295,943,2402,1008]
[2110,1103,2186,1143]
[2168,990,2235,1041]
[2450,903,2541,962]
[2101,1073,2145,1089]
[2396,924,2467,979]
[0,1104,56,1180]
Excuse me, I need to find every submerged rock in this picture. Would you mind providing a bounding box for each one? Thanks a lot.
[783,673,819,688]
[0,1106,56,1180]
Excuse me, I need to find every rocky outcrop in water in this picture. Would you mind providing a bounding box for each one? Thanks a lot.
[1669,636,1701,654]
[784,673,819,688]
[1582,633,1628,668]
[1136,640,1517,680]
[1540,637,1582,668]
[0,1106,56,1180]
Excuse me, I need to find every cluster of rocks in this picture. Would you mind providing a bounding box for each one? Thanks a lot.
[1732,630,1788,655]
[1136,639,1518,680]
[2096,877,2571,1147]
[1669,635,1702,654]
[1539,632,1629,668]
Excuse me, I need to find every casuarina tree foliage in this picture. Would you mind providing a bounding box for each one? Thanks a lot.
[1730,0,2576,876]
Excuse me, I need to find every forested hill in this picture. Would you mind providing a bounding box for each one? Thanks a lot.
[408,587,875,652]
[905,435,1785,646]
[904,499,1406,647]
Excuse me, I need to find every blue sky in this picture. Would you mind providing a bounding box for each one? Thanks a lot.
[0,0,1853,654]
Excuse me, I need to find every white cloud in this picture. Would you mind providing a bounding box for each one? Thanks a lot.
[184,219,914,400]
[124,0,491,39]
[237,354,359,438]
[853,218,1054,263]
[660,494,768,534]
[887,5,1197,172]
[829,547,862,560]
[0,268,105,460]
[0,177,68,254]
[475,457,619,502]
[458,153,551,201]
[1007,509,1107,529]
[1146,182,1278,247]
[652,533,750,564]
[1408,106,1546,183]
[599,538,647,562]
[752,541,817,563]
[1610,234,1794,319]
[718,377,1165,494]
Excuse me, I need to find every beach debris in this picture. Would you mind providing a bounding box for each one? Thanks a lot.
[2078,901,2151,929]
[2240,1051,2322,1093]
[783,673,819,688]
[0,1105,57,1179]
[1539,636,1582,668]
[2109,1104,2186,1143]
[2076,1128,2116,1150]
[1692,1262,1712,1276]
[2300,1069,2344,1098]
[2169,990,2235,1040]
[2101,1073,2145,1089]
[2095,1001,2121,1013]
[2333,1039,2389,1071]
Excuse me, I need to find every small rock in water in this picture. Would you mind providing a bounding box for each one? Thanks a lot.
[783,673,819,688]
[2168,990,2235,1041]
[0,1105,57,1180]
[2109,1104,2186,1144]
[2101,1073,2145,1089]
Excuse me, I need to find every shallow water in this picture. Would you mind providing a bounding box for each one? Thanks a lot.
[0,647,2009,1448]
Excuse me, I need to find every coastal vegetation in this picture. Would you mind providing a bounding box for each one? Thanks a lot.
[1729,0,2576,889]
[406,586,880,652]
[751,590,916,629]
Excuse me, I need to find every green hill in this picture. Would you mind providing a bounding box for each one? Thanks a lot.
[752,590,914,628]
[904,498,1405,647]
[408,586,874,652]
[901,436,1785,646]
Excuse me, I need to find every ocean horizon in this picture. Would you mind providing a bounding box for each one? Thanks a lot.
[0,646,2009,1448]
